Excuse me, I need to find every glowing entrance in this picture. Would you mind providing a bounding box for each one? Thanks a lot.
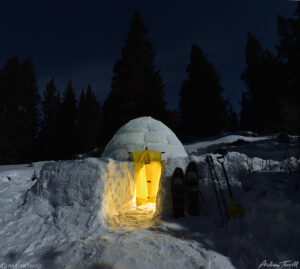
[132,150,162,206]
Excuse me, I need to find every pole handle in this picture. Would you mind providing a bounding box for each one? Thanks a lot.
[206,155,213,166]
[217,155,225,164]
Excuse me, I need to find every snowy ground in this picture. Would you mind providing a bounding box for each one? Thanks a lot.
[0,134,299,269]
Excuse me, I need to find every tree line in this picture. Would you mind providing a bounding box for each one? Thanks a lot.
[240,4,300,134]
[0,6,299,164]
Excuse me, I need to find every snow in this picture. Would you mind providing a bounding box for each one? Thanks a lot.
[0,161,46,183]
[0,159,233,268]
[1,132,299,268]
[185,134,270,154]
[102,116,188,161]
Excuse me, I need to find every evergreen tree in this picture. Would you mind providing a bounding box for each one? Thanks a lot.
[241,33,286,133]
[226,102,239,132]
[179,45,227,137]
[58,81,77,159]
[0,57,21,163]
[240,91,253,131]
[0,57,40,163]
[240,33,264,131]
[19,57,40,160]
[39,78,61,160]
[277,3,300,134]
[102,11,167,141]
[77,84,101,153]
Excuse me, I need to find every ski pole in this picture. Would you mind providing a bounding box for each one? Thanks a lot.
[217,155,245,218]
[206,155,229,219]
[205,156,225,226]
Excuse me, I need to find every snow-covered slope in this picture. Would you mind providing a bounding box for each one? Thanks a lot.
[0,161,234,268]
[1,133,299,269]
[0,157,234,268]
[184,134,270,154]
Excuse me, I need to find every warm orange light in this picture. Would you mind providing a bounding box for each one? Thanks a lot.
[132,150,162,206]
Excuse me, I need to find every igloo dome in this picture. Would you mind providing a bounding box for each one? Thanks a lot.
[101,117,187,161]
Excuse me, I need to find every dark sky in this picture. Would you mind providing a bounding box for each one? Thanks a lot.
[0,0,297,113]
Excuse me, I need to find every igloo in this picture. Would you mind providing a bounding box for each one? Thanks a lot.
[102,116,188,209]
[27,117,189,231]
[101,116,188,161]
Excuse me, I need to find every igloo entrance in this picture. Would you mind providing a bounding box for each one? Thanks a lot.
[132,149,162,207]
[104,158,161,228]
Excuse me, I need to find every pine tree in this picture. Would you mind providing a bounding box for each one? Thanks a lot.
[226,102,239,132]
[19,57,40,160]
[77,84,101,153]
[240,91,253,131]
[241,33,287,133]
[58,81,77,159]
[179,45,227,137]
[0,57,21,163]
[39,78,61,160]
[277,3,300,134]
[102,11,167,141]
[0,57,40,163]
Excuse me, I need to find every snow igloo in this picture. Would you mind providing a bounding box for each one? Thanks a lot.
[29,117,188,231]
[101,117,189,222]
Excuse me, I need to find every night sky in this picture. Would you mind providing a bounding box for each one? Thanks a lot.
[0,0,297,113]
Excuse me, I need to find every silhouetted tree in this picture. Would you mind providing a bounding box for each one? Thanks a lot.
[226,102,239,132]
[0,57,20,163]
[240,33,265,132]
[240,91,253,131]
[77,84,101,153]
[241,33,286,133]
[20,58,40,159]
[57,81,77,159]
[0,57,40,163]
[39,78,61,160]
[166,109,181,135]
[179,45,227,137]
[102,11,167,141]
[277,3,300,134]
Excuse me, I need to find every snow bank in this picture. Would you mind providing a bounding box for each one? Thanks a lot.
[0,161,46,183]
[102,116,187,161]
[185,134,270,154]
[96,230,234,269]
[25,158,138,238]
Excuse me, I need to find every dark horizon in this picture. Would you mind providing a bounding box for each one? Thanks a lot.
[0,0,297,113]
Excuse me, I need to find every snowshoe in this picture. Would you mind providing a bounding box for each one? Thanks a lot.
[185,161,200,216]
[171,167,185,219]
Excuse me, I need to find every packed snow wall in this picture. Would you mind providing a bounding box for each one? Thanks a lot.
[25,158,136,236]
[102,158,135,217]
[25,155,204,232]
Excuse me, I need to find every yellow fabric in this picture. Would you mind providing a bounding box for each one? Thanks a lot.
[132,150,162,206]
